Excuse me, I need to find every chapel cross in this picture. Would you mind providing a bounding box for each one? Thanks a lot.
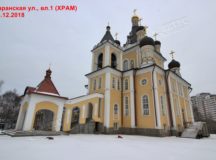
[170,50,175,59]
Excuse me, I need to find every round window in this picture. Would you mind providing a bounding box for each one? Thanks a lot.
[141,79,147,85]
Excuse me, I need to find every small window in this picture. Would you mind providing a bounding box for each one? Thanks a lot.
[98,77,102,89]
[130,60,134,68]
[114,104,118,115]
[142,95,149,115]
[141,79,147,85]
[124,79,129,90]
[123,60,129,71]
[124,97,129,116]
[112,77,116,89]
[93,79,97,90]
[117,79,120,90]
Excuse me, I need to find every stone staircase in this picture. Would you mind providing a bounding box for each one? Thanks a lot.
[70,120,96,134]
[181,122,209,139]
[2,130,61,137]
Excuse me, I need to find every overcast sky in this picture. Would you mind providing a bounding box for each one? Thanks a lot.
[0,0,216,98]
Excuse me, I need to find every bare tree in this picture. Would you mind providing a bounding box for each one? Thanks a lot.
[0,90,21,129]
[0,80,4,94]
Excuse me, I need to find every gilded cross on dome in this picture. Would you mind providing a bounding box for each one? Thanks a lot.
[170,50,175,60]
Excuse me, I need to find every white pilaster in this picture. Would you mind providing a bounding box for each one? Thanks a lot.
[91,52,95,71]
[23,97,35,131]
[168,77,177,129]
[120,51,123,71]
[55,105,63,131]
[153,70,161,128]
[104,72,111,127]
[129,73,135,128]
[104,45,110,66]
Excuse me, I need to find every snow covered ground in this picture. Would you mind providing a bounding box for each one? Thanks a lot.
[0,134,216,160]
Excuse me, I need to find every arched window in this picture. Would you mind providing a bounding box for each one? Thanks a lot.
[111,53,117,69]
[142,95,149,115]
[123,60,129,71]
[124,97,129,116]
[130,60,134,68]
[124,79,128,90]
[72,107,80,123]
[114,104,118,115]
[97,53,103,69]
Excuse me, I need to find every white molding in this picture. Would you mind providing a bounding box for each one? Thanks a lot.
[66,93,104,104]
[86,67,121,79]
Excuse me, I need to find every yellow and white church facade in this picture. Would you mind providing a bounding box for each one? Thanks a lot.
[15,13,194,136]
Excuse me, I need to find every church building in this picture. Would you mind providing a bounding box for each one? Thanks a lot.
[15,12,194,136]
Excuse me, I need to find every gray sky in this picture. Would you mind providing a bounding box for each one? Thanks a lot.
[0,0,216,98]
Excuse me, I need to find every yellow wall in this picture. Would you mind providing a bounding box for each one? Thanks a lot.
[135,72,156,128]
[63,97,103,131]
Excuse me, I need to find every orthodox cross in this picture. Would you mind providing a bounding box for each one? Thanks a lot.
[133,9,137,15]
[139,18,143,25]
[170,50,175,59]
[115,33,118,40]
[144,25,148,33]
[49,63,52,69]
[153,33,158,40]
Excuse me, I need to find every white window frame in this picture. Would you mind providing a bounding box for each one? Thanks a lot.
[142,95,150,115]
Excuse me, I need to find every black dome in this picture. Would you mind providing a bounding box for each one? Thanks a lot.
[114,40,121,46]
[168,59,181,69]
[139,36,155,47]
[155,40,161,45]
[136,26,145,32]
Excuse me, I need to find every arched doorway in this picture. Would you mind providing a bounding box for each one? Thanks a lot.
[111,53,117,69]
[33,109,54,131]
[87,103,93,122]
[97,53,103,69]
[71,107,80,129]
